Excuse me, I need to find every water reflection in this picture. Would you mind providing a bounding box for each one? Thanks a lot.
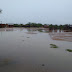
[0,28,14,32]
[49,29,64,33]
[26,28,38,34]
[6,28,13,31]
[26,28,64,33]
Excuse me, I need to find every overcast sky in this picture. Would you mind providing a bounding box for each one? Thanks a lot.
[0,0,72,24]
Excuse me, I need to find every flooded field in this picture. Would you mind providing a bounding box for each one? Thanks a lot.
[0,28,72,72]
[50,30,72,42]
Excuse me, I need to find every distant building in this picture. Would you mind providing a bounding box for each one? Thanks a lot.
[43,24,49,28]
[8,25,13,27]
[0,24,13,28]
[0,24,6,28]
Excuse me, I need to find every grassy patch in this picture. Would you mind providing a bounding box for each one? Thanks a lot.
[50,44,58,48]
[66,49,72,52]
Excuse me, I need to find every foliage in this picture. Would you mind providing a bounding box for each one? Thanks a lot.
[13,24,19,27]
[0,20,71,31]
[58,25,64,30]
[53,25,58,30]
[66,49,72,52]
[48,24,54,30]
[25,22,43,27]
[50,44,58,48]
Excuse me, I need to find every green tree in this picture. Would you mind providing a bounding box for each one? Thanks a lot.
[63,24,69,30]
[53,25,58,30]
[13,24,19,27]
[19,24,23,27]
[49,24,54,30]
[58,25,64,30]
[37,23,43,27]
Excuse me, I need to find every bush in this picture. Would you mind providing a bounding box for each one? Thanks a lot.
[66,49,72,52]
[50,44,58,48]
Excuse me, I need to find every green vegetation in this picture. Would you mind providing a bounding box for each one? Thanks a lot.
[0,23,72,31]
[13,24,20,27]
[8,23,72,30]
[50,44,58,48]
[13,22,43,27]
[66,49,72,52]
[48,24,72,31]
[0,19,72,31]
[48,24,54,30]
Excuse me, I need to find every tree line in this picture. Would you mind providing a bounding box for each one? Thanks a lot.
[13,23,72,31]
[13,22,43,27]
[0,23,72,31]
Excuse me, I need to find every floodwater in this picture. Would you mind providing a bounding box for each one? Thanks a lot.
[0,28,72,72]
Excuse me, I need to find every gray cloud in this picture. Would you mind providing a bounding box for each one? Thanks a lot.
[0,0,72,24]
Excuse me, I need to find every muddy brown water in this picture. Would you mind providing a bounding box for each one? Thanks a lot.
[0,28,72,72]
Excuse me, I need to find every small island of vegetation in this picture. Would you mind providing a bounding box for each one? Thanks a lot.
[50,44,58,48]
[66,49,72,52]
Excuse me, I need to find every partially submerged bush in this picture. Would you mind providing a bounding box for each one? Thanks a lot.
[66,49,72,52]
[50,44,58,48]
[27,37,30,38]
[38,29,43,32]
[42,64,45,66]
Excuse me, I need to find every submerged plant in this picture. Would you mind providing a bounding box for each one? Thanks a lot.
[66,49,72,52]
[50,44,58,48]
[22,40,24,41]
[42,64,45,66]
[27,37,30,38]
[38,29,43,32]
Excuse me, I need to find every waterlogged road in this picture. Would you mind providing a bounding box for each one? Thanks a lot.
[0,28,72,72]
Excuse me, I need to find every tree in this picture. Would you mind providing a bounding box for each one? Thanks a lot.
[19,24,23,27]
[63,24,69,30]
[49,24,54,30]
[53,25,58,30]
[37,23,43,27]
[13,24,19,27]
[58,25,64,30]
